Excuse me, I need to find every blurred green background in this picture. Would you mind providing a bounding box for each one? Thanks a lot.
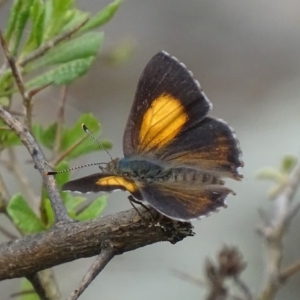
[1,0,300,299]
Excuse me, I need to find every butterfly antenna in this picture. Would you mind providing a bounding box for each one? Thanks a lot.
[81,123,113,161]
[45,162,106,175]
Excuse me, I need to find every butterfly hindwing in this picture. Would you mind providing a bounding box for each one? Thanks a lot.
[156,117,243,180]
[123,51,212,157]
[139,181,232,221]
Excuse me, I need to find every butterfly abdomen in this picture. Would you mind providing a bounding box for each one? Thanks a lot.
[166,168,224,186]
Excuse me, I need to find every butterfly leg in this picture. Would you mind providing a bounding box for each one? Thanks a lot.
[127,195,155,221]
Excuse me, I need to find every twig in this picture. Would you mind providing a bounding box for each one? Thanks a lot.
[51,123,101,166]
[204,246,250,300]
[0,107,71,223]
[280,259,300,283]
[0,171,10,211]
[67,246,115,300]
[18,18,89,68]
[257,158,300,300]
[172,269,206,287]
[0,207,194,280]
[27,269,62,300]
[53,86,68,159]
[0,31,32,130]
[4,148,38,209]
[233,276,253,300]
[10,289,35,298]
[74,198,94,216]
[51,134,89,166]
[26,273,50,300]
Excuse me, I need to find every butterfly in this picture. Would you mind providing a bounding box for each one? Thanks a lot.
[60,51,243,221]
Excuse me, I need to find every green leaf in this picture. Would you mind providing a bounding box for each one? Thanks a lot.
[0,70,13,93]
[7,194,46,234]
[32,123,57,149]
[63,193,85,214]
[4,0,23,42]
[0,120,21,148]
[0,97,9,106]
[27,32,104,71]
[22,0,45,54]
[10,0,35,55]
[106,39,135,66]
[44,0,75,39]
[256,167,285,183]
[0,129,21,148]
[60,113,112,160]
[43,0,53,32]
[32,114,111,160]
[281,155,297,174]
[76,196,107,221]
[43,198,54,227]
[25,57,95,89]
[80,0,122,33]
[19,278,39,300]
[62,9,90,32]
[54,161,70,189]
[52,0,74,21]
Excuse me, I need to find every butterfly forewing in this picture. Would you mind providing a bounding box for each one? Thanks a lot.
[123,51,212,157]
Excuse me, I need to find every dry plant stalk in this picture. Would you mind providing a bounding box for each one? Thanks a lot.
[257,158,300,300]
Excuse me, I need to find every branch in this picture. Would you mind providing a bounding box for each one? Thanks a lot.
[3,148,38,209]
[27,269,61,300]
[0,107,71,223]
[67,246,115,300]
[0,207,193,280]
[257,158,300,300]
[0,31,33,130]
[0,171,9,212]
[52,86,68,159]
[280,259,300,283]
[51,134,88,166]
[18,18,89,68]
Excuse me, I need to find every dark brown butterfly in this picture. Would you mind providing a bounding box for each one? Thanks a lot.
[60,51,243,221]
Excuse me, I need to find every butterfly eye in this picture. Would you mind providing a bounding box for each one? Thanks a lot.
[123,172,130,177]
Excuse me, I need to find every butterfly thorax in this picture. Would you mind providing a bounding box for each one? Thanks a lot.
[117,157,168,182]
[117,157,223,185]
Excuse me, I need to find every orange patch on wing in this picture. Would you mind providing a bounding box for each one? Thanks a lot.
[139,93,188,151]
[96,176,138,193]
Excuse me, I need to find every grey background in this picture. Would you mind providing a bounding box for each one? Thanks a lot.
[1,0,300,299]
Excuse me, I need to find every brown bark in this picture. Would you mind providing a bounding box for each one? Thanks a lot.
[0,207,193,280]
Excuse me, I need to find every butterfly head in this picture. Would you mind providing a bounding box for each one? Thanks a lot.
[102,158,120,174]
